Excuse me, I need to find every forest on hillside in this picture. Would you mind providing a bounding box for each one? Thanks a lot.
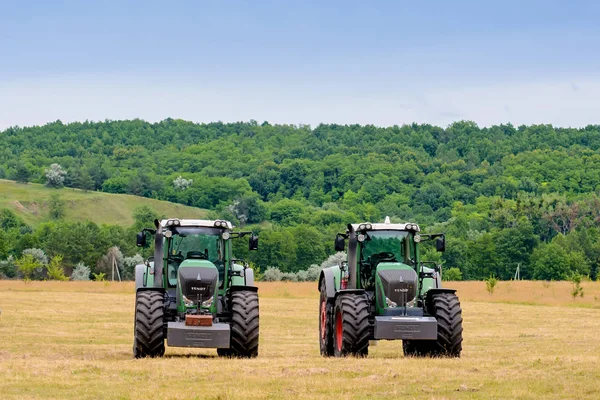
[2,119,600,280]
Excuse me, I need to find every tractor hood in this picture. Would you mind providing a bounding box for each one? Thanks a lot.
[375,262,418,309]
[176,259,218,308]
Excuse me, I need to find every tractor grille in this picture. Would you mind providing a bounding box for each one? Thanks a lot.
[378,269,417,307]
[178,267,218,305]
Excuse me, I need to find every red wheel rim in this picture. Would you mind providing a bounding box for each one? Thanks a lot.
[320,299,327,341]
[335,311,343,352]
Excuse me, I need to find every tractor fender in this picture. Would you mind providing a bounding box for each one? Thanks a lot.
[425,288,457,309]
[318,268,337,300]
[135,264,146,290]
[244,268,255,287]
[229,285,258,293]
[333,289,367,302]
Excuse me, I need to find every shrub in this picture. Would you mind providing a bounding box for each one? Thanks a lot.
[281,272,298,282]
[123,254,144,280]
[46,255,68,281]
[0,256,16,279]
[443,267,463,281]
[485,275,498,294]
[569,272,584,298]
[22,248,48,280]
[71,263,91,281]
[15,254,41,281]
[92,272,106,281]
[296,270,309,282]
[262,267,283,282]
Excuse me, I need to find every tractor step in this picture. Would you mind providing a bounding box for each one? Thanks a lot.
[373,316,437,340]
[167,322,230,348]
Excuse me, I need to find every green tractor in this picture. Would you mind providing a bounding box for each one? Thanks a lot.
[318,217,463,357]
[133,218,260,358]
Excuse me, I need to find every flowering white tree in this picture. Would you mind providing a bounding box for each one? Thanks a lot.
[45,163,67,188]
[173,176,193,191]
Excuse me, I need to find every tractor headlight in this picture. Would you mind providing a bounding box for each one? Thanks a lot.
[182,295,194,307]
[164,230,173,238]
[201,297,214,308]
[385,297,397,308]
[358,224,366,231]
[357,234,365,242]
[365,223,372,230]
[167,220,174,226]
[414,234,421,243]
[173,219,181,226]
[222,232,230,240]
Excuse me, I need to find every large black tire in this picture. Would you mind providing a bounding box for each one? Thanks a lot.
[404,292,463,357]
[133,291,165,358]
[229,291,259,358]
[333,293,370,357]
[319,280,334,357]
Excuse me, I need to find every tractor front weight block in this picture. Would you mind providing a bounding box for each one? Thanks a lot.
[167,322,230,348]
[373,316,437,340]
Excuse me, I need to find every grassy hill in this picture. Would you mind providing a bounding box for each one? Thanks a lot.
[0,179,208,227]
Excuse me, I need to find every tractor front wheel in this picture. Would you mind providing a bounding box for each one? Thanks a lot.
[404,292,463,358]
[229,290,259,358]
[133,291,165,358]
[333,293,370,357]
[319,280,334,357]
[429,292,463,357]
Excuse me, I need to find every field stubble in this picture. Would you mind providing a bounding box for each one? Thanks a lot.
[1,280,599,399]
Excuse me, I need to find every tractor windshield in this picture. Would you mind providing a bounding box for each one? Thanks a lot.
[361,230,409,264]
[165,227,225,286]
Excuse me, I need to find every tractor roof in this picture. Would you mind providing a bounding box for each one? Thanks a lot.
[351,217,420,232]
[160,219,233,229]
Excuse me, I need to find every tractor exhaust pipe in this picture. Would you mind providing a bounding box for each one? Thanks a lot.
[347,224,357,289]
[153,219,164,288]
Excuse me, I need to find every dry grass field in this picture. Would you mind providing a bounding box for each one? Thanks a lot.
[1,280,600,399]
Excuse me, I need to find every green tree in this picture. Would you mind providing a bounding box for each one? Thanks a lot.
[15,253,41,280]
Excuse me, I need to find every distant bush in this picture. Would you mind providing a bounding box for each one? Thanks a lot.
[262,267,283,282]
[0,256,16,279]
[569,272,584,298]
[443,267,463,281]
[122,254,144,280]
[485,275,498,294]
[15,254,41,281]
[258,252,347,282]
[92,272,106,281]
[280,272,298,282]
[46,255,68,281]
[22,248,48,280]
[71,263,91,281]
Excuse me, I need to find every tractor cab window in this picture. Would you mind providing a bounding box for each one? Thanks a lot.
[359,230,408,289]
[166,227,224,286]
[360,230,408,264]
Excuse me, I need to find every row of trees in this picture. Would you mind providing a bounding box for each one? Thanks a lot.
[2,119,600,280]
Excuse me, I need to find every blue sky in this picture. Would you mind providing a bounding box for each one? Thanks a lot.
[1,1,599,129]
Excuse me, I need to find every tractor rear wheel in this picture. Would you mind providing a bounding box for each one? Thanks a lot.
[319,280,334,357]
[333,293,370,357]
[230,290,259,358]
[133,291,165,358]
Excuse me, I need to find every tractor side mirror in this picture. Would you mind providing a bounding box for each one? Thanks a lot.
[334,235,345,252]
[436,236,446,252]
[249,235,259,251]
[136,231,147,247]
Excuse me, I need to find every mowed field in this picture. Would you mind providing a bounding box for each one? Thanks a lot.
[1,281,600,399]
